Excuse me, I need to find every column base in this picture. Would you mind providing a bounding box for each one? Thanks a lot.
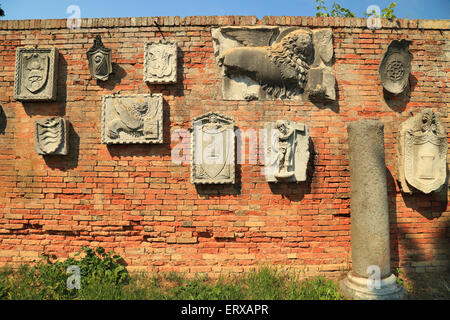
[340,272,407,300]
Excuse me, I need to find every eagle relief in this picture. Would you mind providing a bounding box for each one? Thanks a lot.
[144,41,178,84]
[211,26,336,101]
[35,117,68,155]
[191,112,235,184]
[397,108,447,194]
[101,94,163,144]
[14,47,58,101]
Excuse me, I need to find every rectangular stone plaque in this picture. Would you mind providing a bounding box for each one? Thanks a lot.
[101,94,163,144]
[144,41,177,84]
[14,47,58,101]
[191,112,235,184]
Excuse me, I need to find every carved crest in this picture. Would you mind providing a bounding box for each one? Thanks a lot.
[87,35,112,81]
[397,108,447,194]
[35,117,68,155]
[379,39,413,95]
[101,94,163,144]
[191,112,235,184]
[144,41,177,84]
[264,120,309,182]
[14,47,58,101]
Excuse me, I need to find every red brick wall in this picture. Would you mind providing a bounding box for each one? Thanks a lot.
[0,16,448,277]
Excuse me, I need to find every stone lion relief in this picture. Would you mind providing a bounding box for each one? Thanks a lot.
[211,27,336,101]
[264,120,310,183]
[191,112,235,184]
[144,41,177,84]
[14,47,58,101]
[35,117,68,155]
[379,39,413,95]
[87,35,112,81]
[101,94,163,144]
[397,108,447,194]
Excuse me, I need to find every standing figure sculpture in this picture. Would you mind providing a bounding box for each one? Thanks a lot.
[275,120,295,179]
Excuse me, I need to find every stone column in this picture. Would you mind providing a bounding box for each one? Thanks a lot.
[340,120,405,300]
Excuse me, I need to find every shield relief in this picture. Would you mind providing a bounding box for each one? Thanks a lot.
[404,131,447,194]
[24,53,49,93]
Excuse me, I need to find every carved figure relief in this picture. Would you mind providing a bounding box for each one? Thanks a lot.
[14,47,58,101]
[102,94,163,144]
[379,39,413,95]
[144,41,177,84]
[87,35,112,81]
[264,120,309,182]
[35,117,68,155]
[397,108,447,194]
[211,27,336,101]
[191,112,235,184]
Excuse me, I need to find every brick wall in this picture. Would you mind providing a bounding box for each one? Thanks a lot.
[0,16,448,277]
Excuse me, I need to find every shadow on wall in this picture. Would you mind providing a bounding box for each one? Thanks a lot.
[310,80,340,114]
[43,122,80,171]
[383,74,418,113]
[97,63,127,91]
[0,105,6,134]
[386,167,449,292]
[22,53,68,117]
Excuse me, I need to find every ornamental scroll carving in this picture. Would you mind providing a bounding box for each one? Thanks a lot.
[87,35,113,81]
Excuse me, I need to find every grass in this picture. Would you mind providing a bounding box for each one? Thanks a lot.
[0,247,344,300]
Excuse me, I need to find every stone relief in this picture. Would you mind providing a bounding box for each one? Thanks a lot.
[14,47,58,101]
[87,35,112,81]
[101,94,163,144]
[379,39,413,95]
[211,26,336,101]
[397,108,447,194]
[264,120,309,182]
[191,112,235,184]
[35,117,68,155]
[144,41,178,84]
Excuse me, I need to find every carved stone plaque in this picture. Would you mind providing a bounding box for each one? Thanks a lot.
[191,112,235,184]
[397,108,447,194]
[379,39,413,95]
[101,94,163,144]
[14,47,58,101]
[35,117,68,155]
[87,35,112,81]
[264,120,309,182]
[211,27,336,101]
[144,41,177,84]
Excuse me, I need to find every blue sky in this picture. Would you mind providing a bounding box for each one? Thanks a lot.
[2,0,450,20]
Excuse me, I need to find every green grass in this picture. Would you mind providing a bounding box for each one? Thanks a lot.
[0,247,344,300]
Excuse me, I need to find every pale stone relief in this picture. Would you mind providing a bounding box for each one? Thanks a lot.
[144,41,177,84]
[397,108,447,194]
[264,120,309,182]
[87,35,112,81]
[14,47,58,101]
[191,112,235,184]
[379,39,413,95]
[35,117,68,155]
[101,94,163,144]
[211,27,336,101]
